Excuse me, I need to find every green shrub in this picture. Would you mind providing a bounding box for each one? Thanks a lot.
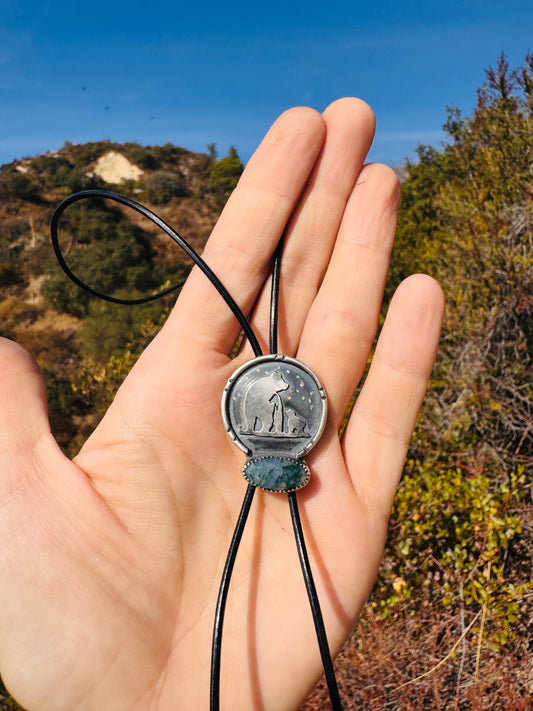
[373,464,531,647]
[208,147,243,207]
[0,168,41,203]
[143,170,188,204]
[122,142,160,171]
[78,293,171,360]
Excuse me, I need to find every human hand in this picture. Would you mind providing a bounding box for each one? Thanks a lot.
[0,98,444,711]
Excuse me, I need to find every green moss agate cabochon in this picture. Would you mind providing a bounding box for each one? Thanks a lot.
[243,457,310,492]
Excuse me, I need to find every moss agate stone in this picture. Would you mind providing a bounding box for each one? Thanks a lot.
[243,457,309,492]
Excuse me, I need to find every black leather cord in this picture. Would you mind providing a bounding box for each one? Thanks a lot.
[50,191,343,711]
[269,236,284,355]
[209,482,256,711]
[288,492,343,710]
[270,238,343,710]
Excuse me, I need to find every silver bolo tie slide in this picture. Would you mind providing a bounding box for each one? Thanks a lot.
[222,354,327,492]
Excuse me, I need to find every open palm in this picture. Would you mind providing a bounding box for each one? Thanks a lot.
[0,99,443,711]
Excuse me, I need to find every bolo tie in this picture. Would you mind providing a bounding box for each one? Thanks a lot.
[51,189,344,711]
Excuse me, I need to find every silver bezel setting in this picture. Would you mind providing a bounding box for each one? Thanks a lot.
[221,354,327,458]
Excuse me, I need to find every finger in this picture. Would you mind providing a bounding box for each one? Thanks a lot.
[244,97,376,356]
[162,107,326,357]
[343,274,444,516]
[0,339,53,484]
[298,163,400,428]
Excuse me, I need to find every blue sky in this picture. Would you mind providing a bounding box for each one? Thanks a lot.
[1,0,532,168]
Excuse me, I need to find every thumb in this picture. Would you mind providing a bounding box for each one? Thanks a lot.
[0,338,54,476]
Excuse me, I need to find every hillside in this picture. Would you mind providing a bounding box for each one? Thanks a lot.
[0,139,243,452]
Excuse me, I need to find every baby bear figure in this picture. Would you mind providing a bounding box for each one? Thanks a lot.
[239,370,289,434]
[284,407,307,436]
